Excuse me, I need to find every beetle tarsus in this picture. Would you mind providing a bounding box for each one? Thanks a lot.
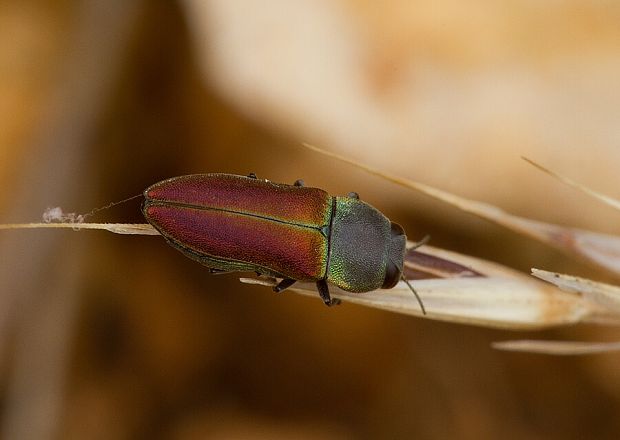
[317,279,340,306]
[347,191,359,199]
[293,179,305,187]
[273,278,296,293]
[247,173,258,179]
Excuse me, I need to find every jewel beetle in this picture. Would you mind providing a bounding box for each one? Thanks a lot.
[142,173,425,311]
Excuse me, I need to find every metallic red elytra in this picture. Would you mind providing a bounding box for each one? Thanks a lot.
[142,173,425,311]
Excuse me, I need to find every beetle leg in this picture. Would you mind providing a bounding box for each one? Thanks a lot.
[209,268,232,275]
[410,235,430,251]
[316,279,341,306]
[293,179,305,187]
[347,191,359,199]
[273,278,296,293]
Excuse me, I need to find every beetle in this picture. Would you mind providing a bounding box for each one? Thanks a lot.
[142,173,425,311]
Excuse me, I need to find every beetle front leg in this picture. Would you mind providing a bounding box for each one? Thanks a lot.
[316,279,341,306]
[273,278,296,293]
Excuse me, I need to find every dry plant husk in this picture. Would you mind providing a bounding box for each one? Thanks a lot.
[298,144,620,354]
[242,245,613,330]
[491,269,620,354]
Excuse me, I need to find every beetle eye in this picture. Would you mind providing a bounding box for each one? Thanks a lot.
[390,222,405,237]
[382,260,401,289]
[382,222,406,289]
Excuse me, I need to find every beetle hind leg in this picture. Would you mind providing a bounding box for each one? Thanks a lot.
[317,279,341,306]
[209,268,233,275]
[273,278,296,293]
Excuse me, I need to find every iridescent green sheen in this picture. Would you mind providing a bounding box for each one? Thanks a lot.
[326,197,391,292]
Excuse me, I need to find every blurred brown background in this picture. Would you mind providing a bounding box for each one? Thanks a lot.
[1,1,620,439]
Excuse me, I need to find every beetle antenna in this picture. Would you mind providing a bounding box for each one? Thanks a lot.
[390,253,427,315]
[401,274,426,315]
[399,235,430,315]
[82,193,143,220]
[410,234,430,250]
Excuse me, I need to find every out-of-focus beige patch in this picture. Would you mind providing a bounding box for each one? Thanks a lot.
[181,0,620,232]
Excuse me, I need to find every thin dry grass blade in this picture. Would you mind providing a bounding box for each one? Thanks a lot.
[0,223,159,235]
[242,243,613,330]
[302,143,620,277]
[523,157,620,212]
[492,340,620,355]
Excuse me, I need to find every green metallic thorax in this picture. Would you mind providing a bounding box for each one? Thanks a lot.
[325,197,391,292]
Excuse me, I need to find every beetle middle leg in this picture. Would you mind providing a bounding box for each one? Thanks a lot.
[273,278,296,293]
[316,279,341,306]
